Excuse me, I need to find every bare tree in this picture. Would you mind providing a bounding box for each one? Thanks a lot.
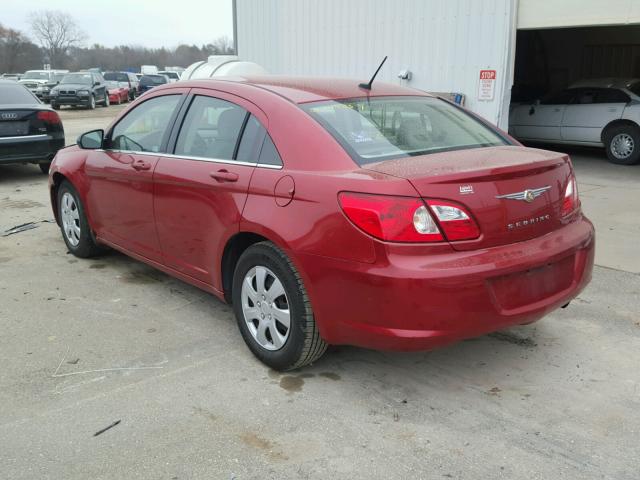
[208,36,235,55]
[28,10,86,68]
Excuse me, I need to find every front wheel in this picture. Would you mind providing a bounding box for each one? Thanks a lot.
[604,125,640,165]
[232,242,327,371]
[57,181,103,257]
[51,102,60,110]
[102,93,110,107]
[88,95,96,110]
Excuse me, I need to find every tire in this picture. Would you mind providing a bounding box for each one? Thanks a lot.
[88,95,96,110]
[232,242,327,371]
[39,162,51,174]
[102,93,110,107]
[57,181,102,258]
[51,102,60,110]
[604,124,640,165]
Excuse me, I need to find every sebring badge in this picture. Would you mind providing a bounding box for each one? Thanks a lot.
[495,186,551,203]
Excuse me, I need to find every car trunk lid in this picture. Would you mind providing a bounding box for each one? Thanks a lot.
[363,146,572,250]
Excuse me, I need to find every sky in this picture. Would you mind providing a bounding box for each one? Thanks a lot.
[1,0,234,48]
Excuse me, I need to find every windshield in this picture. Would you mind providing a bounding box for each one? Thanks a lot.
[0,83,39,104]
[302,96,509,165]
[61,73,93,85]
[104,72,129,82]
[22,71,50,80]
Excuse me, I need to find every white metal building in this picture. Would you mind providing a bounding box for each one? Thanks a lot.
[233,0,640,129]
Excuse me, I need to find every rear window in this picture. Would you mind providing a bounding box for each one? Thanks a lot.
[302,96,508,165]
[104,72,129,82]
[0,83,39,104]
[141,75,167,86]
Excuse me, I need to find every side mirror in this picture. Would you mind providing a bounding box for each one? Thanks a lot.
[78,129,104,149]
[534,99,541,105]
[94,81,100,86]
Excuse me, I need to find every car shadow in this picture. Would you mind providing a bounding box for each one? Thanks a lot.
[0,163,48,183]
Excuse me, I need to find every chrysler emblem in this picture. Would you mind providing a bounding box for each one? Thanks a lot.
[496,186,551,203]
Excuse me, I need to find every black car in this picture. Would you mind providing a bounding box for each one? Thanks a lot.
[139,74,168,93]
[103,71,140,100]
[49,72,110,110]
[0,80,65,174]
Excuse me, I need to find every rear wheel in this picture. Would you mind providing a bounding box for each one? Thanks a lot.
[232,242,327,371]
[39,162,51,174]
[102,93,110,107]
[604,124,640,165]
[51,102,60,110]
[57,181,102,257]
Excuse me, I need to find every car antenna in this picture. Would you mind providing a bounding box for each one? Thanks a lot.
[359,56,387,90]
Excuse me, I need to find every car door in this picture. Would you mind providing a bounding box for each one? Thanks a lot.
[561,88,628,143]
[84,90,187,261]
[153,90,267,287]
[510,89,575,141]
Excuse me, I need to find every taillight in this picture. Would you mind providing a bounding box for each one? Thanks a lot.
[561,175,579,217]
[37,110,61,125]
[427,200,481,241]
[338,192,443,242]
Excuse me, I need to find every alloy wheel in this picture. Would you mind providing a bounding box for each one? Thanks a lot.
[241,266,291,351]
[60,192,81,247]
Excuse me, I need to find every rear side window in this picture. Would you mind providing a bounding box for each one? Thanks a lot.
[175,95,247,160]
[303,96,507,165]
[235,114,283,167]
[0,83,39,104]
[596,88,630,103]
[258,135,282,166]
[110,94,181,152]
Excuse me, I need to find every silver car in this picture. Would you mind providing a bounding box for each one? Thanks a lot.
[509,78,640,165]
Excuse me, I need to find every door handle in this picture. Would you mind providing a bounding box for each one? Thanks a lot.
[210,169,239,182]
[131,158,151,171]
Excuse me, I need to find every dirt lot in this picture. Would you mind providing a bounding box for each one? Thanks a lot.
[0,106,639,479]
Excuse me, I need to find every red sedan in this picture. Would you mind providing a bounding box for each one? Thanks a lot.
[48,77,595,370]
[106,81,129,104]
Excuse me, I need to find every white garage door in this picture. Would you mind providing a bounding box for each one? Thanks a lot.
[518,0,640,29]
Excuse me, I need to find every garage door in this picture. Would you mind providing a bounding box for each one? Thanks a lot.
[518,0,640,29]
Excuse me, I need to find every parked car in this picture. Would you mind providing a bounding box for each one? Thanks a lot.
[138,74,168,93]
[158,71,181,83]
[140,65,159,75]
[509,78,640,165]
[105,81,129,104]
[1,73,21,81]
[18,70,68,102]
[49,72,110,110]
[103,71,139,100]
[48,77,594,370]
[0,80,64,173]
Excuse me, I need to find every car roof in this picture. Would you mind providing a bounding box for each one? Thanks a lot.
[179,76,431,104]
[569,78,640,89]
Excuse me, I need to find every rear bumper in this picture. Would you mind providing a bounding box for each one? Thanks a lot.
[297,216,595,351]
[0,135,65,164]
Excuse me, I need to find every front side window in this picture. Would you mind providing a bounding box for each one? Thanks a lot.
[110,95,181,152]
[303,96,508,165]
[175,96,247,160]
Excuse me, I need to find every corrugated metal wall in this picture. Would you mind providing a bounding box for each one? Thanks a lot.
[236,0,517,128]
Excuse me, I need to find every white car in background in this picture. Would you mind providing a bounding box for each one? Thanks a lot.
[509,78,640,165]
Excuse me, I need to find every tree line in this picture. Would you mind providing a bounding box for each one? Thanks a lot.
[0,10,234,74]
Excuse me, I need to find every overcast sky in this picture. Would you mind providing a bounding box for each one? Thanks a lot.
[2,0,234,48]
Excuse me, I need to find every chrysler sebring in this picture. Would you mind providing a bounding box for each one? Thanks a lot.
[48,77,595,370]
